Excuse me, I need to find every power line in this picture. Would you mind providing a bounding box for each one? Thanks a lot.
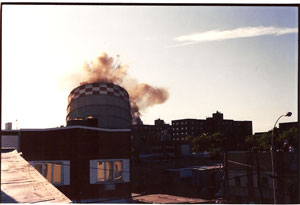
[31,162,131,173]
[227,160,253,168]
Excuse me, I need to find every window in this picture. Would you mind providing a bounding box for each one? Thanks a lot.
[97,160,123,182]
[90,159,130,184]
[235,176,241,186]
[30,160,70,186]
[34,162,63,185]
[262,177,268,187]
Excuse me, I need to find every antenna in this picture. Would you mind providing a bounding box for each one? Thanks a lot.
[16,119,18,130]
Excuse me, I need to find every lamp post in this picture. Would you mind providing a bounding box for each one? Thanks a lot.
[271,112,292,204]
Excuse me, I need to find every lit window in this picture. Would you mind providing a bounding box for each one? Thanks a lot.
[53,163,62,184]
[97,160,123,182]
[34,162,62,185]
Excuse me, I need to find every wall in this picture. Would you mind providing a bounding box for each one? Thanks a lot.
[19,127,131,201]
[1,134,19,151]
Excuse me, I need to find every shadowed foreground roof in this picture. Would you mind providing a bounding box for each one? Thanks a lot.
[1,149,71,203]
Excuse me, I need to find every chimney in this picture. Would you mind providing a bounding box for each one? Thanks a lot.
[5,122,12,130]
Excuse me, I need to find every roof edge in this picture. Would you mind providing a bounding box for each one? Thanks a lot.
[20,125,131,132]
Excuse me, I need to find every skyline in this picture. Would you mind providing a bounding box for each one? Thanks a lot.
[2,5,298,133]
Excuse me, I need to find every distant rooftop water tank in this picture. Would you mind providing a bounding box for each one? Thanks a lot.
[66,82,132,129]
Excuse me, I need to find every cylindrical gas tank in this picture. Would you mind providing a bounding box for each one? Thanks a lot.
[66,82,132,129]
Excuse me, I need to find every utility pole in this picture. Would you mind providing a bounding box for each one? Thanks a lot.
[271,112,292,204]
[246,152,254,202]
[255,151,264,203]
[223,151,229,201]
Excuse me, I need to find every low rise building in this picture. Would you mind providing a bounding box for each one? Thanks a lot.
[224,151,298,203]
[1,126,132,203]
[165,165,222,198]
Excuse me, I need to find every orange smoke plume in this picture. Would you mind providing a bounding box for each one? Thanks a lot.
[77,52,169,124]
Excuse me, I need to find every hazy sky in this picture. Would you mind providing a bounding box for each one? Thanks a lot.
[2,5,298,133]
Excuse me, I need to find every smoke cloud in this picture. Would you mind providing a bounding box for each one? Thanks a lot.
[75,52,169,125]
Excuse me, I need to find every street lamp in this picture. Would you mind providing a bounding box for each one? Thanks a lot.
[271,112,292,204]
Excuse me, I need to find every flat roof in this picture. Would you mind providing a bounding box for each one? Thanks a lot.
[132,193,211,204]
[172,118,204,122]
[168,164,222,172]
[1,150,72,203]
[20,125,130,132]
[1,130,19,135]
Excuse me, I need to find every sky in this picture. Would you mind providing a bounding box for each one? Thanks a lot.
[2,4,298,133]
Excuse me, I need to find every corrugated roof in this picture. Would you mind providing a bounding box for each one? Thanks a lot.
[1,149,72,203]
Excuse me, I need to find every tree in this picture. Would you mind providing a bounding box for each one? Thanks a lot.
[245,132,271,151]
[278,127,298,150]
[188,132,225,159]
[245,127,298,151]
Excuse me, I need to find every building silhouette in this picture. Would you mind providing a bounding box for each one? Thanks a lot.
[132,111,253,158]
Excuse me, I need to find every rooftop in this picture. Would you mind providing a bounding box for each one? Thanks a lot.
[132,193,211,204]
[1,149,71,203]
[168,164,222,172]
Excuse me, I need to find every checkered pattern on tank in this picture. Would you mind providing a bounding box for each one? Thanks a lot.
[68,82,129,104]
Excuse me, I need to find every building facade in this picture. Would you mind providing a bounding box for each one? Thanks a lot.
[2,126,132,203]
[171,119,206,142]
[131,119,175,158]
[171,111,252,150]
[279,121,298,132]
[131,111,253,159]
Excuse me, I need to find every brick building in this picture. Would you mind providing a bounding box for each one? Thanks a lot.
[171,111,252,150]
[171,119,206,142]
[1,126,132,203]
[132,119,175,158]
[132,111,252,159]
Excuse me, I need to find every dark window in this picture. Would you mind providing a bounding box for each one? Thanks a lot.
[235,176,241,186]
[262,177,268,187]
